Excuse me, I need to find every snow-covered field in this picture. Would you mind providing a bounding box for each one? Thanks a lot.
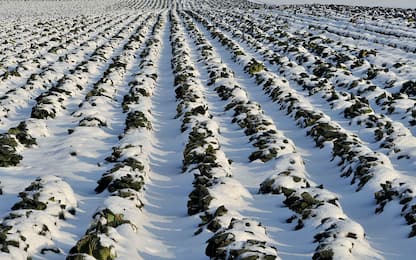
[0,0,415,259]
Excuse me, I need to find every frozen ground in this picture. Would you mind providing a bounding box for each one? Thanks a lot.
[0,0,415,259]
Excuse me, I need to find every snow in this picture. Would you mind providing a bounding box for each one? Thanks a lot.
[0,0,415,259]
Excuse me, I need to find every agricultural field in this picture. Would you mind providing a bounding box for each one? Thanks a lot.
[0,0,415,259]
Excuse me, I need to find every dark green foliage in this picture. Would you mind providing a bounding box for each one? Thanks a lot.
[68,209,132,259]
[125,111,151,131]
[11,197,47,211]
[8,121,37,147]
[205,219,277,259]
[67,234,114,260]
[312,248,334,260]
[108,174,144,193]
[89,209,131,233]
[245,59,265,75]
[95,158,144,193]
[79,117,107,127]
[198,205,228,233]
[0,134,22,167]
[31,106,56,119]
[344,101,372,118]
[401,81,416,97]
[188,185,213,215]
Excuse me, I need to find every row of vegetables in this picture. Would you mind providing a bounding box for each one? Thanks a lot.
[205,9,416,187]
[0,11,159,259]
[68,12,163,260]
[186,7,416,240]
[181,10,381,259]
[0,14,119,85]
[0,14,149,167]
[0,14,133,128]
[1,1,415,259]
[171,10,280,259]
[111,0,171,10]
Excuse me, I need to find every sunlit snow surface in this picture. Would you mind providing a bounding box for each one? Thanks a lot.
[0,0,415,259]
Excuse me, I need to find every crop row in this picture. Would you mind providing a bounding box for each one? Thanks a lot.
[261,7,416,54]
[0,176,77,258]
[111,0,171,10]
[209,9,416,133]
[187,9,416,239]
[0,14,118,83]
[0,11,158,259]
[208,11,416,173]
[170,10,279,259]
[281,5,416,37]
[0,14,151,168]
[0,14,133,128]
[0,0,121,17]
[182,10,381,259]
[68,12,163,260]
